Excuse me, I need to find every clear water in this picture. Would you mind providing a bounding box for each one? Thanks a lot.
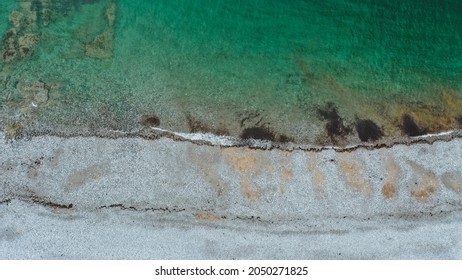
[1,0,462,145]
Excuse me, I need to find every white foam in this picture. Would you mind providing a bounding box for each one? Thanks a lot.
[151,127,460,150]
[151,127,239,146]
[413,130,455,139]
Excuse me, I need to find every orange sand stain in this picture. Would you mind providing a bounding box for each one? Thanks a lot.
[382,183,396,199]
[189,147,226,196]
[407,160,440,202]
[242,177,261,200]
[64,161,111,193]
[382,153,400,199]
[306,153,326,194]
[411,187,437,201]
[279,152,294,193]
[280,168,294,193]
[195,211,222,221]
[337,153,372,194]
[222,147,271,200]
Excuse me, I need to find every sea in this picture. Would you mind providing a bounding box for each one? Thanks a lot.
[1,0,462,145]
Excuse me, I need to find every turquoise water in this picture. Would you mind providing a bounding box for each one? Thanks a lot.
[1,0,462,145]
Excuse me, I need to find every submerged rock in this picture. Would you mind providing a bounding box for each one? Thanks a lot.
[85,29,114,59]
[18,33,39,58]
[106,1,116,27]
[8,11,24,28]
[2,49,17,62]
[1,8,40,63]
[19,80,50,106]
[84,1,116,59]
[2,29,18,63]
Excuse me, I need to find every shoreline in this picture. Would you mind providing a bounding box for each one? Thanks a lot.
[5,123,462,152]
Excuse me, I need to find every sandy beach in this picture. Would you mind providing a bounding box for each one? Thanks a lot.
[1,131,461,259]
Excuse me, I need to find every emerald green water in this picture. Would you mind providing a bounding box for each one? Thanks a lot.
[2,0,462,145]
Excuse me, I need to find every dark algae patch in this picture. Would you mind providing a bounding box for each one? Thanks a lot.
[278,134,293,143]
[186,114,229,135]
[456,115,462,126]
[355,119,383,142]
[140,114,160,127]
[240,127,275,141]
[317,102,351,143]
[401,114,427,137]
[187,115,207,133]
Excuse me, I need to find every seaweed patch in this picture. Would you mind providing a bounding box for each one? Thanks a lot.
[355,119,383,142]
[316,102,351,142]
[278,134,293,143]
[240,126,275,141]
[401,114,426,136]
[140,114,160,127]
[456,115,462,126]
[186,114,229,135]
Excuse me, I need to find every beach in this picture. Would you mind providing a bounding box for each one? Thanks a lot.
[1,131,461,259]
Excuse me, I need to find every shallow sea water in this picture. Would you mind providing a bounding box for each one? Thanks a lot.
[1,0,462,145]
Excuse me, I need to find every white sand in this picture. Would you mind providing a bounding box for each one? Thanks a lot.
[1,132,462,259]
